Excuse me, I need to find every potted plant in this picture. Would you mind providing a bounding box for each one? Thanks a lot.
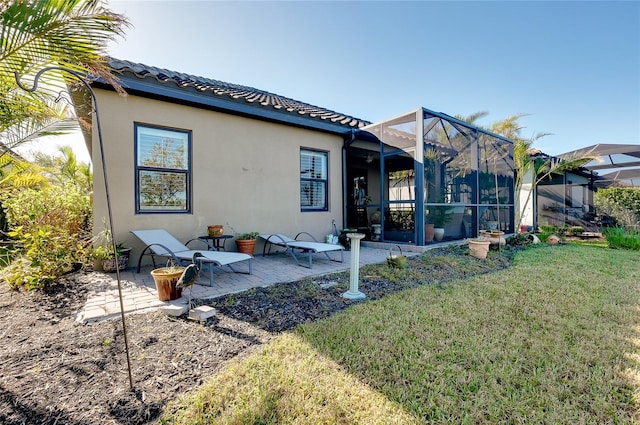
[369,209,381,225]
[93,243,132,272]
[424,221,435,243]
[92,225,132,272]
[207,224,224,237]
[369,209,382,241]
[234,231,259,255]
[428,204,453,242]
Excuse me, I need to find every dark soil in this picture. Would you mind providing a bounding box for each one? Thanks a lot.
[0,245,517,425]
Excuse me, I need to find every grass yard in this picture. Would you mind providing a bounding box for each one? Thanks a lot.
[162,245,640,424]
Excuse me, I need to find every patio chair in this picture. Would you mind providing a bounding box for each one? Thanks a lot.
[259,232,344,268]
[130,229,252,286]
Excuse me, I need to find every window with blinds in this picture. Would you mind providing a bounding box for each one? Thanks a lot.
[300,149,328,211]
[135,123,191,213]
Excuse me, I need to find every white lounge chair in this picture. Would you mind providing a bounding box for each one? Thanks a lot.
[259,232,344,268]
[131,229,252,286]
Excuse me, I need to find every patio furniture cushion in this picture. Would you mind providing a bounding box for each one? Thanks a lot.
[131,229,252,286]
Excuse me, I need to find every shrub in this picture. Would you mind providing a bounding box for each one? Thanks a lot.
[540,225,558,234]
[603,226,640,251]
[594,188,640,229]
[1,185,92,289]
[538,225,559,243]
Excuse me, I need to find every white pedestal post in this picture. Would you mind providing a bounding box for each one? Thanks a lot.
[342,233,366,300]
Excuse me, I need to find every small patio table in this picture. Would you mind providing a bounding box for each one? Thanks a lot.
[198,234,233,251]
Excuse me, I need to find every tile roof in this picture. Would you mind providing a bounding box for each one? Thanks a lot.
[107,58,371,131]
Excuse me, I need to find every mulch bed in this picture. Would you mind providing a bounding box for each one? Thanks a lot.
[0,245,516,425]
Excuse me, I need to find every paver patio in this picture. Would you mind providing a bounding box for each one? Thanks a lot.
[76,243,436,323]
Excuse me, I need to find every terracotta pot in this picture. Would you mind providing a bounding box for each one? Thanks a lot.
[150,267,185,301]
[425,223,435,243]
[207,225,224,237]
[235,239,256,255]
[486,231,506,246]
[468,239,491,259]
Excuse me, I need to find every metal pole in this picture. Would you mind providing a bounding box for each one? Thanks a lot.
[15,68,134,389]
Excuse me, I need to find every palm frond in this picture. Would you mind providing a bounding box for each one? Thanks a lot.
[1,0,130,83]
[0,152,49,190]
[489,114,530,140]
[0,78,60,131]
[454,111,489,126]
[0,170,49,189]
[0,111,77,151]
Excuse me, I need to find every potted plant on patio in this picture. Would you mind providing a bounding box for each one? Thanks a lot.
[234,231,259,255]
[207,224,224,237]
[93,243,132,272]
[91,224,132,272]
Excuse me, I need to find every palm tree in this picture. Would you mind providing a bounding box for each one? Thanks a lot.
[32,145,92,193]
[0,0,129,150]
[488,115,595,229]
[455,112,597,228]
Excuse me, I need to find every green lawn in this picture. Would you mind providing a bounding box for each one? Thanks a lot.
[162,245,640,424]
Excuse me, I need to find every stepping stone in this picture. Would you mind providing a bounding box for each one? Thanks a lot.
[188,305,216,322]
[160,304,188,317]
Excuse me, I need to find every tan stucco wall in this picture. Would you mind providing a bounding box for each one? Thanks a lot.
[92,89,344,261]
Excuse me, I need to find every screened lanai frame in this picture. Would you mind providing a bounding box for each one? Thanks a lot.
[360,107,515,245]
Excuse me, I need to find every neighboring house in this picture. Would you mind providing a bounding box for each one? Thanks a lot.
[518,144,640,231]
[73,58,515,262]
[536,169,596,230]
[563,144,640,189]
[518,149,597,231]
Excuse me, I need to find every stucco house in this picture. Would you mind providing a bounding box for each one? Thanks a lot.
[73,58,515,262]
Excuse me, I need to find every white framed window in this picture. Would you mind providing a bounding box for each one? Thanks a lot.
[135,123,191,213]
[300,149,328,211]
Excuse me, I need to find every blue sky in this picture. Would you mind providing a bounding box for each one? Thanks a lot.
[25,1,640,163]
